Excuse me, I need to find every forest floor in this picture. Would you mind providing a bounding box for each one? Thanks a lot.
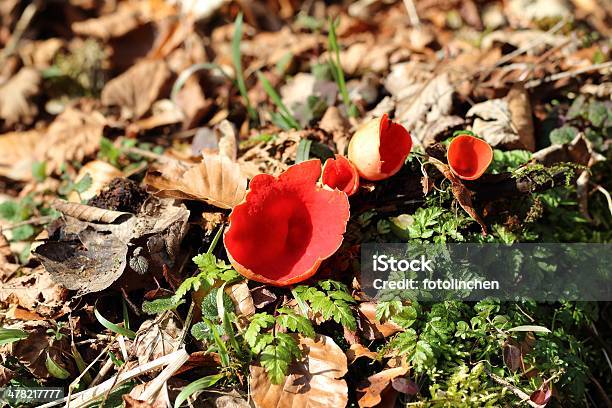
[0,0,611,407]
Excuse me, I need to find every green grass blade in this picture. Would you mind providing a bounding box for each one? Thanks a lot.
[94,308,136,339]
[0,327,28,345]
[45,352,70,379]
[174,374,224,408]
[327,18,357,117]
[256,71,301,129]
[232,13,258,122]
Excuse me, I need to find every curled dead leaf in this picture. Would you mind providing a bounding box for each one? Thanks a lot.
[36,107,107,173]
[0,267,68,318]
[3,320,75,380]
[347,343,378,364]
[250,335,348,408]
[467,85,535,151]
[428,157,488,235]
[0,68,41,130]
[35,198,189,295]
[51,199,133,223]
[144,154,247,209]
[134,316,181,365]
[358,302,403,340]
[227,281,255,317]
[357,366,409,408]
[0,130,42,181]
[102,59,172,119]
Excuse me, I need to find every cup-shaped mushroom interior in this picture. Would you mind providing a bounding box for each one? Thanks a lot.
[224,160,349,284]
[379,114,412,175]
[322,155,358,195]
[447,135,493,180]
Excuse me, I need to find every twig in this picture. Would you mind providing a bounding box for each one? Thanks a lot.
[491,18,568,70]
[525,61,612,88]
[0,216,54,231]
[138,350,189,402]
[485,369,541,407]
[122,146,170,162]
[0,0,41,67]
[38,349,188,408]
[592,184,612,217]
[402,0,420,27]
[89,357,114,388]
[174,301,195,352]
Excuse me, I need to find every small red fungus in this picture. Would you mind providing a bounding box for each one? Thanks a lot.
[447,135,493,180]
[348,113,412,181]
[223,159,350,286]
[322,155,359,196]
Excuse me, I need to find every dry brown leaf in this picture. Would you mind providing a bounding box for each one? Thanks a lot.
[35,198,189,295]
[0,130,42,181]
[347,343,378,364]
[126,100,184,137]
[122,395,165,408]
[216,120,238,161]
[250,335,348,408]
[357,366,409,408]
[0,267,68,318]
[227,281,255,317]
[467,87,535,151]
[429,158,488,234]
[0,364,15,387]
[393,72,454,144]
[134,316,181,365]
[37,107,106,173]
[51,199,133,223]
[174,75,210,129]
[67,160,123,203]
[507,84,536,151]
[144,154,247,209]
[358,302,403,340]
[320,106,351,155]
[72,5,147,40]
[19,38,64,69]
[0,68,41,130]
[101,59,172,119]
[3,320,75,379]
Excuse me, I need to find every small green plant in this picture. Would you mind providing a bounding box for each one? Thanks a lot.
[327,18,358,117]
[257,71,301,130]
[232,13,258,123]
[292,280,357,330]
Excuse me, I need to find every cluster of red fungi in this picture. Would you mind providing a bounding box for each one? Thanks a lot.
[223,114,493,286]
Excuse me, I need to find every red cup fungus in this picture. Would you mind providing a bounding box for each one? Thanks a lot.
[223,159,350,286]
[322,155,359,196]
[347,113,413,181]
[447,135,493,180]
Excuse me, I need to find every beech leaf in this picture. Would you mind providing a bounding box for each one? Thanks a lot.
[144,154,247,209]
[250,335,348,408]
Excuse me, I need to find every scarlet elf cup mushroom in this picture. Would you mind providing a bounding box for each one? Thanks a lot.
[322,155,359,196]
[348,113,413,181]
[447,134,493,180]
[223,160,350,286]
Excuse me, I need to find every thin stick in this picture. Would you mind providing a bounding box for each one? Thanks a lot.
[38,349,188,408]
[138,350,189,402]
[0,216,54,231]
[592,184,612,217]
[402,0,420,27]
[485,369,541,407]
[122,146,169,162]
[0,0,40,66]
[89,358,114,388]
[525,61,612,88]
